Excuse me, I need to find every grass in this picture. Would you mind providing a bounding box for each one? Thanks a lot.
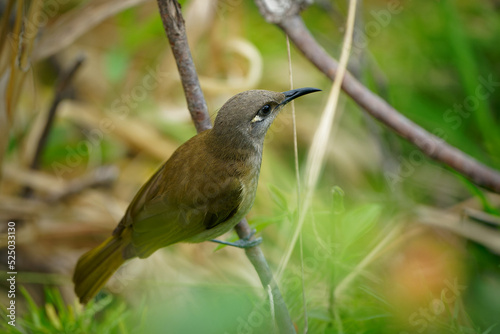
[0,287,130,334]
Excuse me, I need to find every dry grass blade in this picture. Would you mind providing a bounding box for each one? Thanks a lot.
[5,0,24,118]
[1,0,24,178]
[463,208,500,227]
[33,0,150,61]
[59,101,178,161]
[0,72,9,178]
[0,0,15,59]
[48,166,119,203]
[0,195,46,222]
[3,164,66,193]
[417,206,500,254]
[286,35,309,333]
[18,0,43,70]
[276,0,358,281]
[2,0,43,172]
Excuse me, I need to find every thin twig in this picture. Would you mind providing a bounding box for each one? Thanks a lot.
[463,208,500,227]
[48,165,119,203]
[156,1,296,333]
[156,0,211,133]
[21,55,84,198]
[254,1,500,194]
[418,206,500,254]
[30,56,85,171]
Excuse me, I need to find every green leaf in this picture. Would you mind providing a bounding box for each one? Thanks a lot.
[268,184,288,211]
[249,213,288,229]
[105,49,130,83]
[454,171,500,215]
[331,186,345,215]
[482,324,498,334]
[340,204,381,247]
[20,286,42,329]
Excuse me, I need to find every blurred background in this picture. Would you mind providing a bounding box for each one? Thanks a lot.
[1,0,500,333]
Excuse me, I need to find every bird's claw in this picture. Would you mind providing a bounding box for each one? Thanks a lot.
[210,232,262,249]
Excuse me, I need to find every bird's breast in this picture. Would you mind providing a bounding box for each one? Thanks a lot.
[237,157,262,214]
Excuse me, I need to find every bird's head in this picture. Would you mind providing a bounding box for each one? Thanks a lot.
[212,87,321,150]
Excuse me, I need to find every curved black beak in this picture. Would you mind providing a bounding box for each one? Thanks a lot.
[281,87,322,105]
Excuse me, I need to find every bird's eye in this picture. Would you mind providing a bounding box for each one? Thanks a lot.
[251,104,274,123]
[257,104,272,117]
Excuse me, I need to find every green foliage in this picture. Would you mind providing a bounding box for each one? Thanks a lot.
[331,186,345,215]
[454,171,500,215]
[0,287,129,334]
[339,203,380,249]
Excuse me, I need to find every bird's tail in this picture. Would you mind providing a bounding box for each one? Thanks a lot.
[73,236,127,304]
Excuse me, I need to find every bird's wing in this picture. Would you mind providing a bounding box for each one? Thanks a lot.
[118,153,244,259]
[130,177,242,258]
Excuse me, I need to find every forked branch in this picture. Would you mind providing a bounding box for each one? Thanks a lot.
[254,0,500,194]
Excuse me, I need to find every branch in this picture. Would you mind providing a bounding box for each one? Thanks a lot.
[235,218,297,334]
[417,206,500,254]
[463,207,500,227]
[156,1,295,332]
[156,0,211,133]
[21,55,84,198]
[254,1,500,194]
[48,165,118,203]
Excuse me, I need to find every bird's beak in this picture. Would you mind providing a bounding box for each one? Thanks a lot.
[280,87,322,105]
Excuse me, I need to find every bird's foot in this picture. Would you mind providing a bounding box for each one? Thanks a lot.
[210,230,262,249]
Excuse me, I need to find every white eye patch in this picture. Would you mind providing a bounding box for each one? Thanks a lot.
[251,115,265,123]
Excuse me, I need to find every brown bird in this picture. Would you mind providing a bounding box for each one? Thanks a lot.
[73,87,320,303]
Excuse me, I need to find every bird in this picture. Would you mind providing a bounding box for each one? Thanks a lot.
[73,87,321,303]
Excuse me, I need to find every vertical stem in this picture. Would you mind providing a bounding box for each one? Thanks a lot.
[0,0,15,57]
[21,56,84,198]
[286,35,308,333]
[235,219,296,334]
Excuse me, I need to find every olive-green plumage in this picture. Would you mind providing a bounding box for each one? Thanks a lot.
[73,88,320,303]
